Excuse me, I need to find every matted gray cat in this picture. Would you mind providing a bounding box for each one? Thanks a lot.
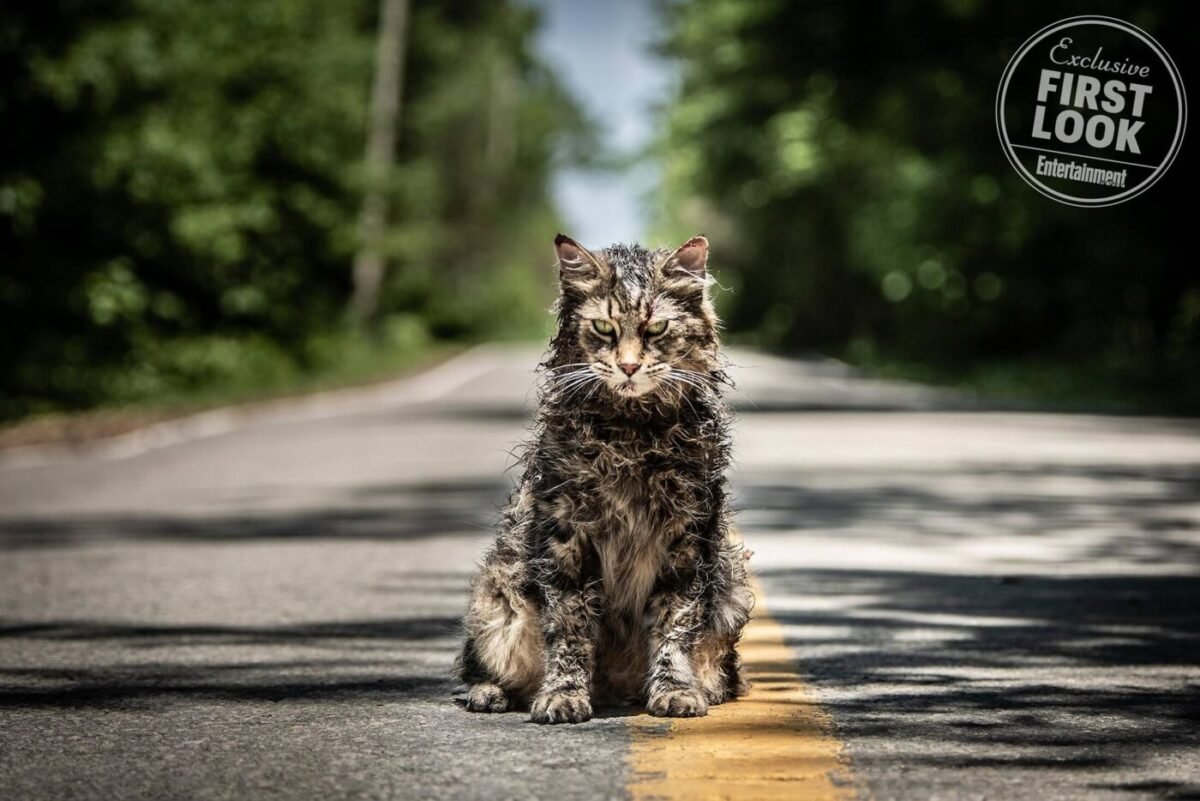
[457,234,754,724]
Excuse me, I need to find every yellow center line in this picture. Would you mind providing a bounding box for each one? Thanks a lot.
[626,584,855,800]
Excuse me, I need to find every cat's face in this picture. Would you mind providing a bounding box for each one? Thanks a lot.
[552,235,720,401]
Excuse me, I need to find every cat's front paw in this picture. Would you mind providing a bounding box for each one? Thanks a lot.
[530,690,592,724]
[646,687,709,718]
[465,683,510,713]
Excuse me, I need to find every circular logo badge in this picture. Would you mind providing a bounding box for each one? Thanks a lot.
[996,15,1187,207]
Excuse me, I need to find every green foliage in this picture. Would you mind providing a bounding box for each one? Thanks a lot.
[0,0,585,419]
[655,0,1196,409]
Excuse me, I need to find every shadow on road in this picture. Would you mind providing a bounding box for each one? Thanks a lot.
[738,460,1200,566]
[760,566,1200,795]
[0,610,466,709]
[0,478,512,549]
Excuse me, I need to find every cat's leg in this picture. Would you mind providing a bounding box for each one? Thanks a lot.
[529,522,602,725]
[692,539,756,704]
[458,559,544,713]
[727,644,751,698]
[691,633,738,705]
[644,567,710,717]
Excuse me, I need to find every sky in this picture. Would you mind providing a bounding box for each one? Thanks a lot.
[527,0,675,248]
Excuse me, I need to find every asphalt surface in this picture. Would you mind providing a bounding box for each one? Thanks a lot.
[1,345,1198,800]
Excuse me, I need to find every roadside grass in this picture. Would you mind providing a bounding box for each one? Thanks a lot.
[0,330,464,451]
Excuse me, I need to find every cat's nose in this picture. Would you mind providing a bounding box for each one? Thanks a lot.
[618,362,641,377]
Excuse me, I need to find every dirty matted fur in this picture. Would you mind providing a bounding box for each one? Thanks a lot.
[456,234,754,724]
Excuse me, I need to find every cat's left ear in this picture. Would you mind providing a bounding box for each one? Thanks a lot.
[555,233,608,290]
[662,236,708,281]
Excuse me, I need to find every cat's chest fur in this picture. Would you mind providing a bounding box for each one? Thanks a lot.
[591,472,672,615]
[544,415,709,614]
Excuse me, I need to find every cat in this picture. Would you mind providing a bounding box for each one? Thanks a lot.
[456,234,754,724]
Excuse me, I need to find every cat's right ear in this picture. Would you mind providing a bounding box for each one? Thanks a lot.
[555,233,607,291]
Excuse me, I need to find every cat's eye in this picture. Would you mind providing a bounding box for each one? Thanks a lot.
[592,319,615,336]
[644,320,668,337]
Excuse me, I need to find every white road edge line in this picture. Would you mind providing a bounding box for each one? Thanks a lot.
[0,345,503,471]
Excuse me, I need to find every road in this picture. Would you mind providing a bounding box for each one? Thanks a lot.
[1,345,1198,800]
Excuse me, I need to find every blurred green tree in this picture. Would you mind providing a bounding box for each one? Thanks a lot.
[655,0,1196,409]
[0,0,590,419]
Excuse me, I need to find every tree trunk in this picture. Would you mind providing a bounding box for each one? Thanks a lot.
[350,0,410,324]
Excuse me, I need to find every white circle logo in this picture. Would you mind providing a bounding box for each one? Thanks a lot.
[996,15,1187,207]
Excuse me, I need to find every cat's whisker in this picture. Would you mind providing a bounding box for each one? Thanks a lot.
[655,373,695,411]
[668,370,716,395]
[555,377,592,392]
[550,378,592,401]
[566,382,601,405]
[662,375,702,417]
[671,366,718,385]
[551,369,594,388]
[555,381,594,402]
[558,369,592,381]
[674,360,739,395]
[558,373,593,392]
[559,373,601,404]
[672,369,715,393]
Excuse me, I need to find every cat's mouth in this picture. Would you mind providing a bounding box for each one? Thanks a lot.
[591,362,659,398]
[612,378,656,398]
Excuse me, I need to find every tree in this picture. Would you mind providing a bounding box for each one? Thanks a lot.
[351,0,410,324]
[654,0,1195,407]
[0,0,593,419]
